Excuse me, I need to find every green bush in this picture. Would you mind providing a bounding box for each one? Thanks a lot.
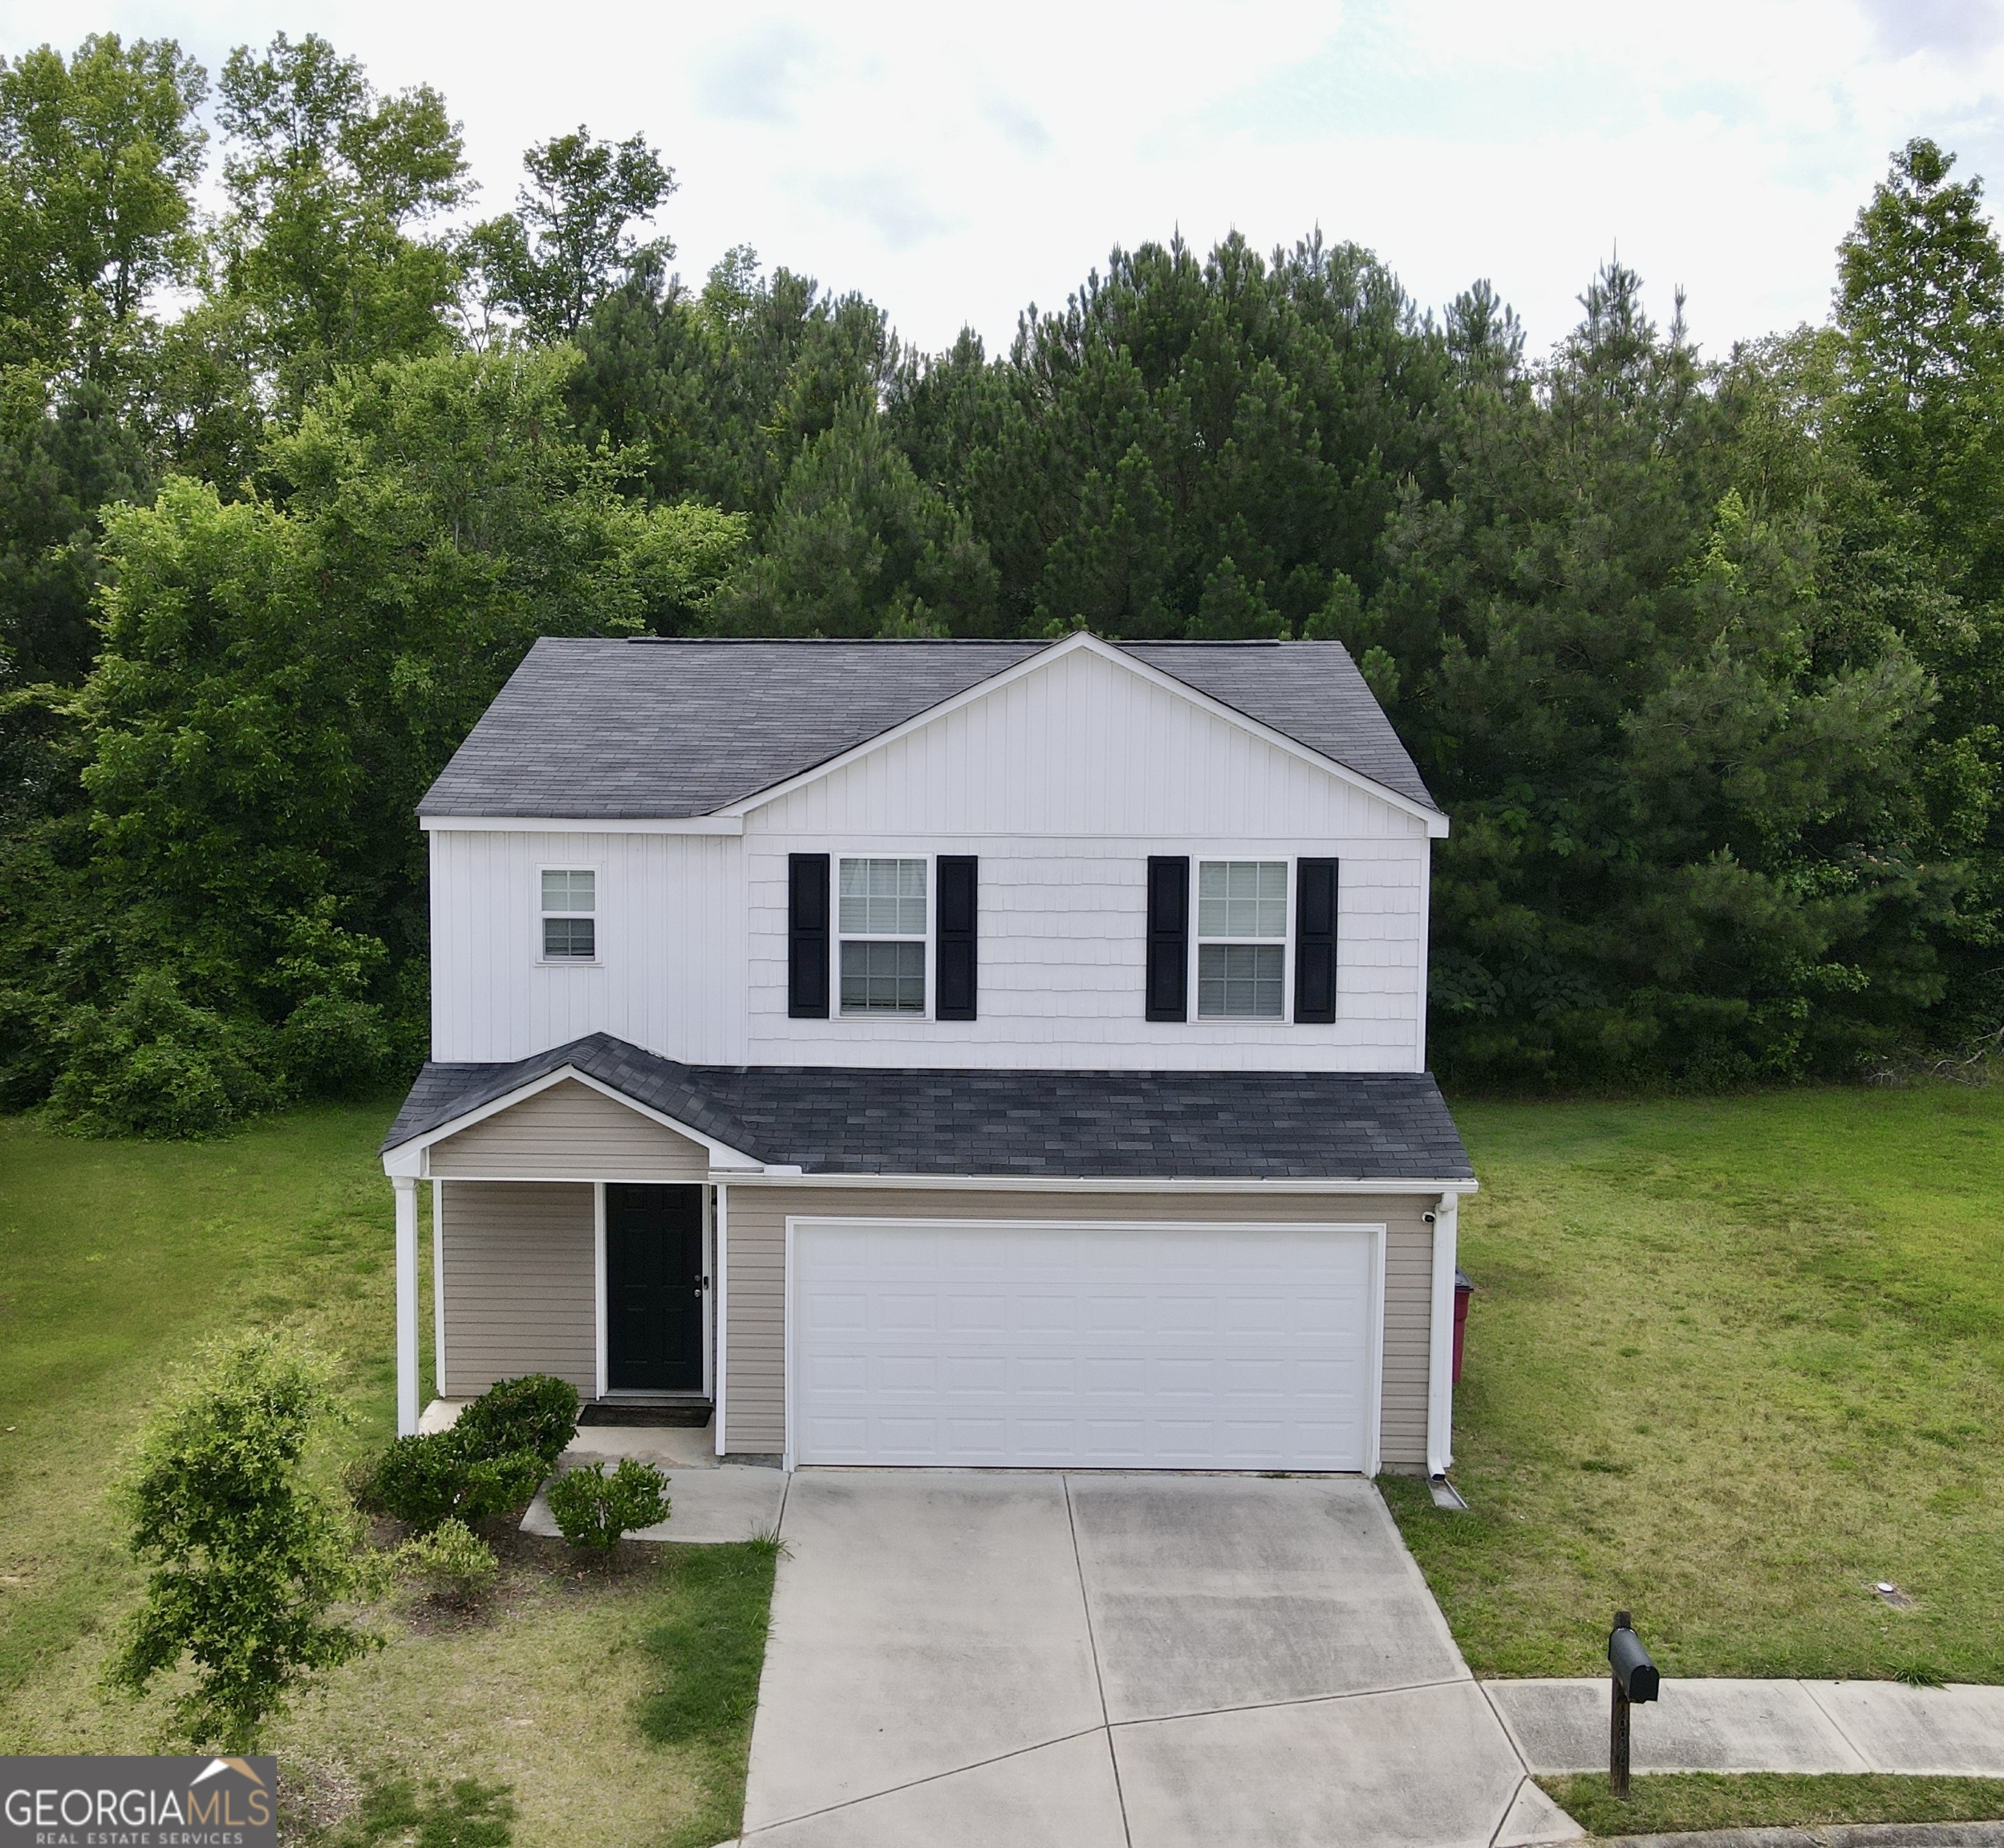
[106,1331,375,1746]
[452,1374,579,1469]
[546,1458,669,1550]
[396,1518,499,1607]
[48,968,273,1137]
[358,1376,576,1532]
[363,1433,542,1533]
[278,993,391,1098]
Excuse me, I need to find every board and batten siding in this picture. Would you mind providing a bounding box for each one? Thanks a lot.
[742,645,1428,1072]
[427,642,1432,1073]
[437,1181,595,1398]
[427,1078,709,1181]
[718,1184,1437,1467]
[429,827,744,1065]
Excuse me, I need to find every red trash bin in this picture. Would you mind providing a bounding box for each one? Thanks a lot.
[1452,1267,1473,1384]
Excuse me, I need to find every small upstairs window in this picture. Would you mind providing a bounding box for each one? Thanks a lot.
[542,868,596,960]
[1196,860,1286,1017]
[838,857,926,1014]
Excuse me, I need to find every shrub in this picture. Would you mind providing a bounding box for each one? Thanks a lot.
[278,993,392,1098]
[48,968,272,1137]
[363,1433,542,1533]
[452,1374,579,1469]
[106,1332,375,1746]
[396,1518,499,1608]
[357,1376,574,1532]
[546,1458,670,1550]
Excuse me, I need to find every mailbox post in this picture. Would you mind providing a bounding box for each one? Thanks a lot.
[1607,1610,1660,1799]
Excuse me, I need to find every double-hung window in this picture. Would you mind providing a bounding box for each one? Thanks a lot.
[838,857,927,1014]
[541,869,596,960]
[1196,860,1286,1017]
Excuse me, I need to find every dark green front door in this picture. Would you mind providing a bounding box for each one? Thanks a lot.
[606,1184,704,1392]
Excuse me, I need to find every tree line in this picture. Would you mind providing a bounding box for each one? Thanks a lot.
[0,29,1998,1129]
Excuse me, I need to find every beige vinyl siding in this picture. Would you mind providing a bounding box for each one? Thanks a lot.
[428,1078,709,1181]
[717,1185,1438,1467]
[439,1181,595,1398]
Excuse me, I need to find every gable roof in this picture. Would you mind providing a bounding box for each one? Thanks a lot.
[382,1033,1473,1183]
[418,635,1439,820]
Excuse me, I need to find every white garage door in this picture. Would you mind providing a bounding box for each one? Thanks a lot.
[789,1218,1381,1470]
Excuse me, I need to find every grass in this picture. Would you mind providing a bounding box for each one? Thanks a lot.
[1382,1083,2004,1683]
[1541,1771,2004,1837]
[0,1105,776,1846]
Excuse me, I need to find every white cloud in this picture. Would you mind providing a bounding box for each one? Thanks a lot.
[2,0,1998,360]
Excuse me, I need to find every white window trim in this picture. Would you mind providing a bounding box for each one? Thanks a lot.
[1192,855,1294,1023]
[536,861,601,967]
[834,850,935,1022]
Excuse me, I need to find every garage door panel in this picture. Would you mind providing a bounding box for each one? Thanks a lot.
[791,1220,1379,1470]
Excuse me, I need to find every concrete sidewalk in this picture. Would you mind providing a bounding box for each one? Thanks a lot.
[1487,1678,2004,1777]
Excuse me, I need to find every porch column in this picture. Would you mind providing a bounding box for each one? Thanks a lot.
[393,1176,420,1437]
[1425,1190,1459,1479]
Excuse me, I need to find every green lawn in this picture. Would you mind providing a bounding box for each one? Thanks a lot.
[1540,1771,2004,1838]
[1384,1084,2004,1683]
[0,1104,773,1846]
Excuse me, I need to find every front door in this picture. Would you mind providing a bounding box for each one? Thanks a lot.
[606,1184,705,1392]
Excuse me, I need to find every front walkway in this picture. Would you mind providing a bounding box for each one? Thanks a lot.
[1489,1677,2004,1777]
[736,1470,1575,1848]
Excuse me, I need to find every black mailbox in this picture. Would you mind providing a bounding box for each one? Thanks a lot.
[1608,1623,1659,1703]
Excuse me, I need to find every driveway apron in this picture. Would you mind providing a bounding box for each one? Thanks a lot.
[740,1470,1573,1848]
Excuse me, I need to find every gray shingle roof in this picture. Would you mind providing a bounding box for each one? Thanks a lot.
[418,637,1438,819]
[382,1033,1472,1181]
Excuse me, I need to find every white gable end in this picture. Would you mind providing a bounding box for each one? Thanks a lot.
[746,638,1430,841]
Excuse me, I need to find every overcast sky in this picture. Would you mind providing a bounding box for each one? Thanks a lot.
[5,0,2002,362]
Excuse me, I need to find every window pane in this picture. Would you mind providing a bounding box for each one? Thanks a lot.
[1197,942,1284,1017]
[542,869,594,914]
[1198,861,1286,938]
[543,916,596,959]
[840,939,926,1013]
[839,857,927,936]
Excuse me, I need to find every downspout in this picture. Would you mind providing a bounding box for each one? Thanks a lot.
[1425,1190,1459,1480]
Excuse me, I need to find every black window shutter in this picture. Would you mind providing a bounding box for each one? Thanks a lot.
[935,856,978,1020]
[1145,856,1189,1021]
[788,853,830,1019]
[1294,857,1339,1024]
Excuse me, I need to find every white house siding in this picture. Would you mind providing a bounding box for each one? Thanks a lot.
[743,644,1430,1072]
[427,645,1431,1072]
[717,1183,1437,1466]
[428,828,744,1064]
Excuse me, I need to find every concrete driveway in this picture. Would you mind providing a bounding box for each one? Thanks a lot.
[739,1472,1576,1848]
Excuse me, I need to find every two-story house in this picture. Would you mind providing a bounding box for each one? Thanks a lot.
[379,630,1475,1477]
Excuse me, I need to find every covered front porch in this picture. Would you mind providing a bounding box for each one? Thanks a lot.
[381,1067,747,1440]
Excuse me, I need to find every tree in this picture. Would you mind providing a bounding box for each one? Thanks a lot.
[0,370,152,683]
[710,395,996,634]
[0,33,207,377]
[35,345,741,1124]
[1836,138,2004,600]
[212,33,468,414]
[1373,263,1961,1082]
[108,1333,374,1747]
[887,230,1450,637]
[470,128,675,343]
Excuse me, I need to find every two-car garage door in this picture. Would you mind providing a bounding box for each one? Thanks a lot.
[789,1218,1383,1471]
